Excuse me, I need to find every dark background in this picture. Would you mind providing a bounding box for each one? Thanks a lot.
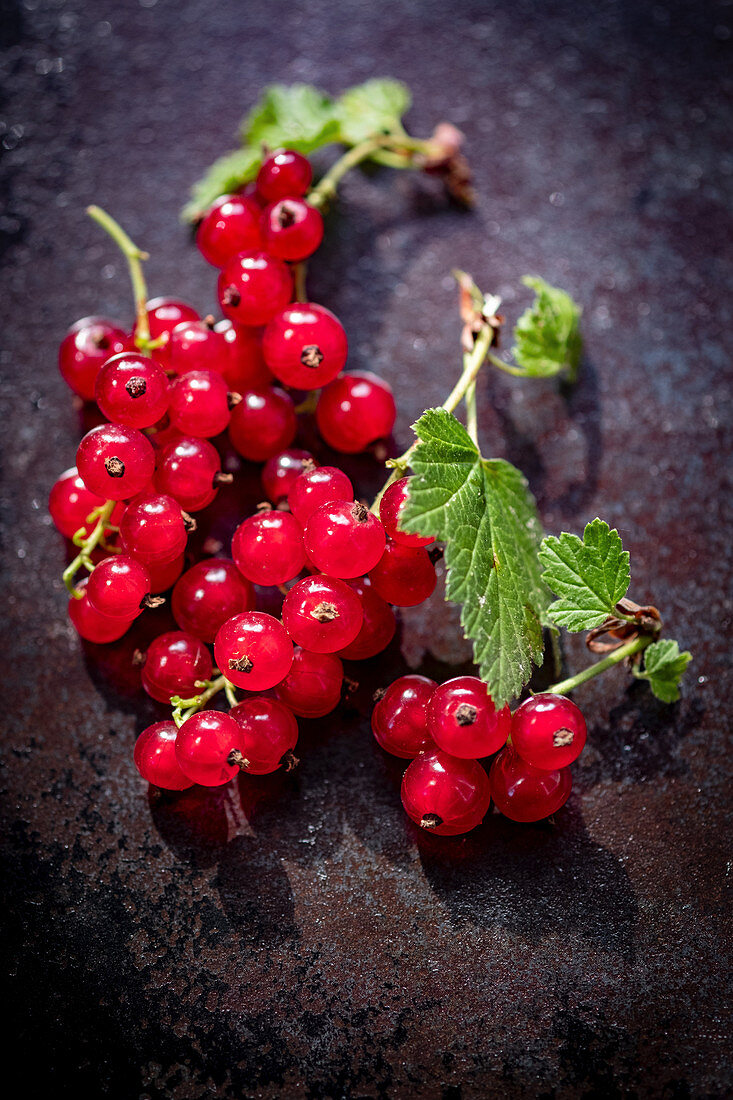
[1,0,731,1096]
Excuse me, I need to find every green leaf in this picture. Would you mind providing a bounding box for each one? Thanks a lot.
[182,147,262,222]
[242,83,340,152]
[336,78,411,144]
[400,408,550,707]
[539,519,630,631]
[512,275,582,380]
[634,639,692,703]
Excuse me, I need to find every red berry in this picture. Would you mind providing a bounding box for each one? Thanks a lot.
[141,630,212,704]
[379,477,433,548]
[510,692,587,771]
[489,744,572,822]
[218,251,293,327]
[261,198,324,262]
[215,319,272,391]
[214,611,293,690]
[58,316,129,401]
[86,554,151,620]
[261,448,315,504]
[76,423,155,500]
[229,697,299,774]
[48,467,113,539]
[231,510,306,586]
[68,576,135,643]
[175,710,246,787]
[147,553,185,593]
[316,372,396,454]
[281,575,363,653]
[426,676,511,759]
[171,559,255,643]
[288,464,354,527]
[196,193,264,268]
[401,751,491,836]
[256,149,312,202]
[140,297,200,365]
[336,576,396,660]
[368,539,436,607]
[262,303,347,390]
[167,319,228,376]
[228,387,296,462]
[153,436,225,513]
[94,351,170,429]
[371,675,438,759]
[304,500,386,578]
[120,492,190,565]
[133,721,193,790]
[275,646,343,718]
[168,370,232,438]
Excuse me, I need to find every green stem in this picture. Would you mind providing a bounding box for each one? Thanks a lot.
[487,351,529,378]
[465,379,478,446]
[308,137,384,209]
[292,261,308,303]
[86,205,151,346]
[170,674,236,726]
[546,635,652,695]
[371,323,493,512]
[63,500,117,597]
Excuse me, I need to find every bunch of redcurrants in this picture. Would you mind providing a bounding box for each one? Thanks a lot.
[49,147,586,835]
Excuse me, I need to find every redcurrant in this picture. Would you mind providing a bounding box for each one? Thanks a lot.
[168,370,232,438]
[261,198,324,262]
[94,351,170,429]
[371,675,438,758]
[218,251,293,327]
[336,576,397,660]
[68,576,135,643]
[275,646,344,718]
[379,476,433,548]
[76,423,155,500]
[175,710,246,787]
[426,676,511,759]
[196,193,264,268]
[316,372,396,454]
[214,611,293,690]
[304,500,386,578]
[489,745,572,822]
[59,316,129,401]
[153,436,226,513]
[368,540,436,606]
[401,751,491,836]
[262,303,347,390]
[120,493,190,565]
[281,575,363,653]
[141,630,212,704]
[228,387,297,462]
[261,449,315,504]
[256,149,312,202]
[287,465,353,526]
[229,697,299,774]
[231,509,306,586]
[86,554,152,620]
[133,721,193,790]
[171,559,255,643]
[510,692,587,771]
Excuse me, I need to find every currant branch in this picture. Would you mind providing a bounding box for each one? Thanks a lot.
[63,499,117,597]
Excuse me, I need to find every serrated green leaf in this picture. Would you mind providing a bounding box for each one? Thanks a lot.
[182,147,262,222]
[539,519,630,631]
[400,408,549,707]
[512,275,582,380]
[634,639,692,703]
[336,78,411,144]
[242,83,340,152]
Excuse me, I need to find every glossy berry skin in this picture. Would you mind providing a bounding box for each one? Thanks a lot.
[215,320,272,391]
[304,500,386,578]
[141,297,200,365]
[120,493,189,564]
[337,576,396,660]
[147,553,185,593]
[262,303,347,390]
[175,710,246,787]
[275,647,343,718]
[167,319,228,376]
[76,423,155,500]
[426,676,511,759]
[141,630,212,704]
[214,611,293,690]
[168,370,232,438]
[262,449,315,504]
[371,675,438,759]
[401,751,491,836]
[379,477,433,548]
[68,576,134,643]
[368,540,436,607]
[218,251,293,327]
[94,351,170,429]
[232,510,306,586]
[172,559,254,643]
[196,193,264,268]
[281,575,363,653]
[256,149,312,202]
[490,745,572,822]
[49,467,109,539]
[86,555,151,620]
[288,466,353,528]
[316,372,396,454]
[153,436,224,512]
[228,387,296,462]
[58,316,129,401]
[261,198,324,262]
[510,692,587,771]
[133,721,193,790]
[229,697,299,774]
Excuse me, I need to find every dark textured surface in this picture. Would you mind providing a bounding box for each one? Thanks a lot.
[1,1,732,1096]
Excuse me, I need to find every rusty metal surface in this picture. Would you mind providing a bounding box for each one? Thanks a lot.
[1,0,731,1096]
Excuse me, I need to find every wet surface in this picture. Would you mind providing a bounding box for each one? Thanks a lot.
[1,0,731,1096]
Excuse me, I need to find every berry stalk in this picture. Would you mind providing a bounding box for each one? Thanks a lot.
[545,634,652,696]
[63,499,117,597]
[170,674,236,727]
[86,205,152,347]
[307,133,437,211]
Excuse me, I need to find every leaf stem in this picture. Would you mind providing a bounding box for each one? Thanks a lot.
[63,500,117,597]
[487,351,528,378]
[86,205,151,346]
[464,379,478,445]
[545,635,652,695]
